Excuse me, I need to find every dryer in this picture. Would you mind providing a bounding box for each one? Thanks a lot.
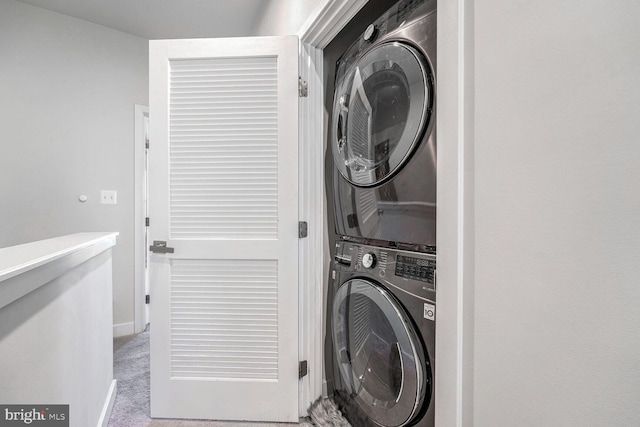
[331,0,437,252]
[328,241,436,427]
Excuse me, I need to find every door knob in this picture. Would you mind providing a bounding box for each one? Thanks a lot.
[149,241,174,253]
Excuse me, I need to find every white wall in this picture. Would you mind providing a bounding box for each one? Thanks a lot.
[472,1,640,425]
[0,0,148,333]
[251,0,328,36]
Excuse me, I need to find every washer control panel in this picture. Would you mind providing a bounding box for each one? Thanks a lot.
[334,241,436,294]
[395,254,436,284]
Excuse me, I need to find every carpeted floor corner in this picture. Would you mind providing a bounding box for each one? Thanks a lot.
[109,329,350,427]
[109,329,152,427]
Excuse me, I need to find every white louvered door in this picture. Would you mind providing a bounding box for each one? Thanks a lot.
[148,36,299,421]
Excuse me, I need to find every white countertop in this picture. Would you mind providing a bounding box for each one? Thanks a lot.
[0,232,118,283]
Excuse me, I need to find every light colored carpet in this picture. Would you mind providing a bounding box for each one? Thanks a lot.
[108,329,296,427]
[147,421,296,427]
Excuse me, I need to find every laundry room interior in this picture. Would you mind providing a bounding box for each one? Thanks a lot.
[0,1,639,426]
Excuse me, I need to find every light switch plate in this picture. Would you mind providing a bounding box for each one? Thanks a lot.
[101,190,117,204]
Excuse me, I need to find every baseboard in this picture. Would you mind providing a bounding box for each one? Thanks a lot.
[97,380,117,427]
[113,322,135,338]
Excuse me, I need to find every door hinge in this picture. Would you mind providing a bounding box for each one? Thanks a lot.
[145,138,149,149]
[145,217,150,227]
[299,360,308,379]
[145,295,150,304]
[298,77,308,97]
[298,221,308,238]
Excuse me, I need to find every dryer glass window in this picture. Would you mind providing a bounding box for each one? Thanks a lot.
[333,42,431,187]
[332,279,428,427]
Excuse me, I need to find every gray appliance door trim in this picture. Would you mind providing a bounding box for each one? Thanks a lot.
[332,41,431,188]
[332,278,427,426]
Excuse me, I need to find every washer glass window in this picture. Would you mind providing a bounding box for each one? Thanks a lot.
[333,42,431,187]
[332,279,428,427]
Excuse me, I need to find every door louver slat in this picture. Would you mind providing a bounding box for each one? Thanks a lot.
[170,259,278,380]
[169,57,278,239]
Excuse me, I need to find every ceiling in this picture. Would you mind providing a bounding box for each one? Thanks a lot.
[14,0,270,40]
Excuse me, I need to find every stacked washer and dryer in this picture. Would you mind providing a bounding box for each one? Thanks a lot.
[327,1,437,426]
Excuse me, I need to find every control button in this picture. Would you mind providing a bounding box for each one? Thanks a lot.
[362,253,376,269]
[379,269,385,278]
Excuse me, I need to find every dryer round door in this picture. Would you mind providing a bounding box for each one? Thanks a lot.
[332,42,433,187]
[332,278,431,427]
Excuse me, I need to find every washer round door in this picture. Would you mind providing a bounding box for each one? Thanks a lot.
[332,278,431,427]
[332,42,433,187]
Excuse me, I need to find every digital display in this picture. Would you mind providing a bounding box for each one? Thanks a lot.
[397,255,435,267]
[395,255,435,284]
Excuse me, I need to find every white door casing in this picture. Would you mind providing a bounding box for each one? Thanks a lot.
[134,104,149,334]
[148,36,299,422]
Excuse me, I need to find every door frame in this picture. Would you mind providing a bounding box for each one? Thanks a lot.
[134,103,149,335]
[296,0,369,413]
[433,1,476,425]
[299,0,474,424]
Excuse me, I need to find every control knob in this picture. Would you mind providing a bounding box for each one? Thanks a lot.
[362,253,376,269]
[363,24,378,42]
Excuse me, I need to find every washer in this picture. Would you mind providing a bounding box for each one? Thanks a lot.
[328,241,436,427]
[331,0,437,252]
